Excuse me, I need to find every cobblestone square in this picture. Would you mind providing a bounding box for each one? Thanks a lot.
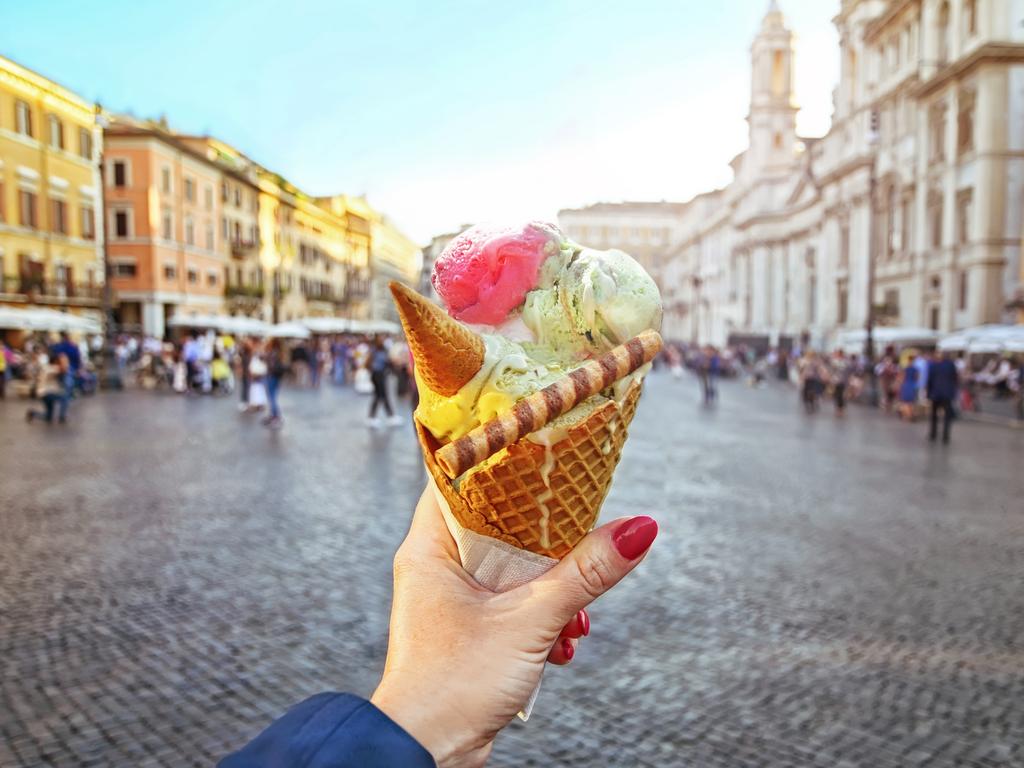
[1,375,1023,767]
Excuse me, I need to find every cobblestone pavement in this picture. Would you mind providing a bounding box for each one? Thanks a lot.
[1,373,1023,767]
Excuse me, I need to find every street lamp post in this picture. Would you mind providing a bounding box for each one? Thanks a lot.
[691,275,703,346]
[864,110,880,405]
[96,109,122,390]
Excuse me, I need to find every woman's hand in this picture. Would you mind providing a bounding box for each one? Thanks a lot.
[371,487,658,768]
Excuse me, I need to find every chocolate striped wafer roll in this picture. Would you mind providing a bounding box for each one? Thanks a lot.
[434,329,663,479]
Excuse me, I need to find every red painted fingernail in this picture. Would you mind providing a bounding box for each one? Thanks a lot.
[578,610,590,637]
[612,516,658,560]
[562,639,575,661]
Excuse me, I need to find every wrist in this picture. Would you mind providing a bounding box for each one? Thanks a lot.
[371,677,488,768]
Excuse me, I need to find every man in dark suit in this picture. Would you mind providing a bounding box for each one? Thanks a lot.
[927,351,959,444]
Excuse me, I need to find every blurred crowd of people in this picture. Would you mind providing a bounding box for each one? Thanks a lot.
[660,339,1024,443]
[130,330,414,430]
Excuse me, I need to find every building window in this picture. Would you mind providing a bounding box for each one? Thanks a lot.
[884,187,897,259]
[964,0,977,38]
[958,270,969,311]
[205,222,214,250]
[937,1,951,64]
[19,189,38,228]
[204,185,213,211]
[162,209,173,240]
[164,264,176,280]
[884,288,900,317]
[185,215,195,245]
[113,209,130,239]
[80,204,95,239]
[234,187,241,207]
[50,198,68,234]
[113,262,137,278]
[901,197,913,254]
[207,270,218,287]
[928,193,943,249]
[233,221,242,244]
[47,115,64,149]
[79,128,93,160]
[221,217,229,239]
[837,283,849,324]
[929,102,947,161]
[161,167,172,194]
[112,160,128,188]
[840,223,851,269]
[221,181,228,202]
[184,178,195,202]
[929,305,940,330]
[15,100,33,137]
[956,189,973,245]
[188,268,198,284]
[957,89,975,156]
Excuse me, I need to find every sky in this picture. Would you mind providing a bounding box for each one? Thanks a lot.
[1,0,839,242]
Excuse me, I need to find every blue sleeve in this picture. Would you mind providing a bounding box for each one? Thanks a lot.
[219,693,436,768]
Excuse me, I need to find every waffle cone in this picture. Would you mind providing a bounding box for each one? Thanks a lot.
[390,281,485,396]
[416,380,644,559]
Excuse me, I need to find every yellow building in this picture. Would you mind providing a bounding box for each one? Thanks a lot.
[257,173,360,322]
[0,54,103,321]
[369,213,422,324]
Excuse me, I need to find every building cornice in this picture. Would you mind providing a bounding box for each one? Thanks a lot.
[911,43,1024,98]
[864,0,921,43]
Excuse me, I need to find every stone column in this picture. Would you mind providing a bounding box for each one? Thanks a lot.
[142,301,165,339]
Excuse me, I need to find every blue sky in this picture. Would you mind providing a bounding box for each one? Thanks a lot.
[1,0,839,241]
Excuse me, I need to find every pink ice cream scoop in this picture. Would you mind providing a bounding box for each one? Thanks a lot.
[432,222,561,325]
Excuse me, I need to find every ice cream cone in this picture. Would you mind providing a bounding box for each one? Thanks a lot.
[389,281,486,397]
[415,379,644,559]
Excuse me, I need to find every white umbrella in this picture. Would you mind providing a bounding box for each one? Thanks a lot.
[938,334,970,351]
[217,316,270,335]
[268,322,311,339]
[167,313,222,329]
[0,307,41,330]
[298,316,350,334]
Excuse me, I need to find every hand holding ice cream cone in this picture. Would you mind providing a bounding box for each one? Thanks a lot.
[371,486,659,767]
[392,221,663,560]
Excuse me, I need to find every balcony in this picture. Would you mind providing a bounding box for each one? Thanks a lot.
[230,239,259,259]
[225,283,265,300]
[2,276,102,306]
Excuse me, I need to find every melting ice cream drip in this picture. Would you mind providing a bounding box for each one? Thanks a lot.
[530,424,566,551]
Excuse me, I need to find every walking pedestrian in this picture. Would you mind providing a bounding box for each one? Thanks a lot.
[238,337,252,411]
[799,351,825,414]
[898,354,920,422]
[367,336,400,427]
[263,339,287,429]
[831,349,852,416]
[927,350,959,444]
[26,353,73,424]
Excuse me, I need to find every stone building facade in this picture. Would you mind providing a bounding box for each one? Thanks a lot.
[0,54,104,323]
[559,0,1024,348]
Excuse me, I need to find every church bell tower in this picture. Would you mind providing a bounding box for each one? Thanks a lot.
[748,1,798,174]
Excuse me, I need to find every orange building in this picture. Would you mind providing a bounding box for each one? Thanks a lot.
[103,118,232,337]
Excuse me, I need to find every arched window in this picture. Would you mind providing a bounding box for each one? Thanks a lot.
[938,1,951,64]
[771,50,785,96]
[963,0,977,39]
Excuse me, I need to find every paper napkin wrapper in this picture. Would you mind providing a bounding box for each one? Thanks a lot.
[427,474,557,721]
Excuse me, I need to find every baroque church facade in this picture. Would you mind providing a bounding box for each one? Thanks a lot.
[558,0,1024,349]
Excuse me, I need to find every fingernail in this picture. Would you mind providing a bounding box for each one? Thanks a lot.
[562,638,575,661]
[612,516,658,560]
[578,610,590,637]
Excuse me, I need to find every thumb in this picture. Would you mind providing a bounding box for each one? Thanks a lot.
[524,515,659,628]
